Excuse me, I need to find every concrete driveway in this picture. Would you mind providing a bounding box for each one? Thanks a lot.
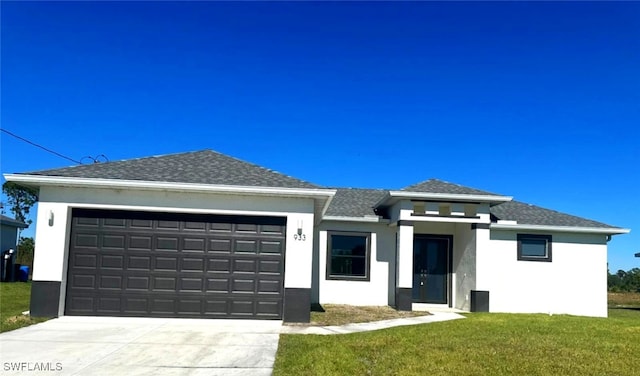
[0,316,282,376]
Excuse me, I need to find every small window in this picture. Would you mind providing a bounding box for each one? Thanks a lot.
[327,232,370,280]
[517,234,552,262]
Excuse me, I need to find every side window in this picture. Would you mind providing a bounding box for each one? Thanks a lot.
[517,234,552,262]
[327,232,371,280]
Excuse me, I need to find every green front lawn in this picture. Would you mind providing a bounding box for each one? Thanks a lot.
[274,308,640,375]
[0,282,49,333]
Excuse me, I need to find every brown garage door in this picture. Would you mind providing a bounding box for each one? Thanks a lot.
[65,209,286,319]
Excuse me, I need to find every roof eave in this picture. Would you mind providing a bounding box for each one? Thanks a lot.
[490,223,630,235]
[0,219,28,228]
[3,174,336,199]
[322,215,390,224]
[374,190,513,208]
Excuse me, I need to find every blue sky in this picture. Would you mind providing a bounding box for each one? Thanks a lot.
[1,2,638,271]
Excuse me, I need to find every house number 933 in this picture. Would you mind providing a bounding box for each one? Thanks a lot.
[293,233,306,241]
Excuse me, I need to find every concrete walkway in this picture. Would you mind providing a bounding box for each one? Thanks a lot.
[281,311,465,335]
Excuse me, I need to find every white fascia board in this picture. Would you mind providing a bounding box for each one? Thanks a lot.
[374,190,512,208]
[3,174,336,199]
[322,215,389,224]
[490,223,631,235]
[320,195,335,217]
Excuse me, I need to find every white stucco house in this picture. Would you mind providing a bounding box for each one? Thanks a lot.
[4,150,629,322]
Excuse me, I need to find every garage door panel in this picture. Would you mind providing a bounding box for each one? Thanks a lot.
[76,217,100,227]
[71,274,96,289]
[152,276,177,291]
[156,237,179,251]
[234,259,256,273]
[126,276,150,290]
[102,235,126,249]
[178,299,202,315]
[260,240,283,254]
[181,257,205,271]
[69,296,95,312]
[128,255,152,270]
[73,253,98,268]
[210,223,233,232]
[258,280,282,294]
[205,300,228,316]
[180,277,203,291]
[257,301,282,317]
[154,257,178,271]
[124,297,149,314]
[236,223,258,233]
[183,238,206,252]
[208,258,230,272]
[261,224,285,235]
[259,259,282,274]
[209,238,232,253]
[151,299,175,314]
[131,219,153,229]
[184,221,206,231]
[206,278,230,293]
[235,239,257,253]
[157,220,180,230]
[130,236,153,250]
[232,278,256,293]
[99,275,123,289]
[103,218,126,228]
[66,209,285,319]
[75,234,99,248]
[230,300,255,315]
[98,297,122,313]
[101,254,124,269]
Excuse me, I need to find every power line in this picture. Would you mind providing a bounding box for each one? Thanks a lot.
[1,128,82,164]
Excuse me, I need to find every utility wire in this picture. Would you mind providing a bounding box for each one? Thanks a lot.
[1,128,82,164]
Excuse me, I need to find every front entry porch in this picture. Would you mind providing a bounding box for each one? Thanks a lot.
[395,220,489,312]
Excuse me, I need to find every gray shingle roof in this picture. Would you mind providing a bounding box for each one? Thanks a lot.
[402,179,503,196]
[17,151,622,230]
[324,188,387,218]
[23,150,320,189]
[490,201,618,229]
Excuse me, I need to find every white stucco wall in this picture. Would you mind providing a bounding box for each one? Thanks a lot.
[32,185,317,315]
[316,221,396,306]
[477,230,609,317]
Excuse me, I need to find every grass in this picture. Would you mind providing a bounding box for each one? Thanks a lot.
[0,282,49,333]
[299,304,428,326]
[274,308,640,375]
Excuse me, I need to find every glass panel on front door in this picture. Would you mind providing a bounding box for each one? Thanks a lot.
[412,237,449,304]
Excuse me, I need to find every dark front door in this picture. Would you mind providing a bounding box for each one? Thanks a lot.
[412,236,451,304]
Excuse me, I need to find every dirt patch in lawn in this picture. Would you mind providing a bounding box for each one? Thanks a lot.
[608,292,640,307]
[287,304,429,326]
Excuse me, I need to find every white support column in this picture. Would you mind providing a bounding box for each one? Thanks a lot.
[395,222,414,310]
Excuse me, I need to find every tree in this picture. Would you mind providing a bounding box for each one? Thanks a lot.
[16,236,35,268]
[608,267,640,292]
[17,236,34,254]
[1,182,38,227]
